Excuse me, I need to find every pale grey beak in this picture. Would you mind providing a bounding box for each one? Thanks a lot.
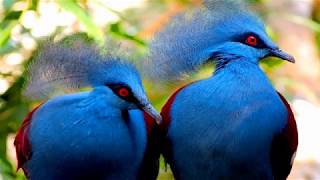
[141,103,162,125]
[269,48,295,63]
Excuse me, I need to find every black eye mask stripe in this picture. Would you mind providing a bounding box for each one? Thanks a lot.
[232,32,267,49]
[105,83,139,104]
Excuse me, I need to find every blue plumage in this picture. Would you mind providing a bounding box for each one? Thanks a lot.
[166,61,288,179]
[15,42,161,180]
[27,93,147,179]
[25,42,139,100]
[147,0,292,81]
[148,0,297,179]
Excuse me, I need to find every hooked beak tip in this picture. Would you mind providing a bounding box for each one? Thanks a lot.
[154,115,163,125]
[289,57,295,63]
[270,48,295,63]
[141,104,162,125]
[284,54,295,63]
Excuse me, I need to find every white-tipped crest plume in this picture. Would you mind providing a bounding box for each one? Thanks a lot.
[24,41,138,100]
[146,0,262,81]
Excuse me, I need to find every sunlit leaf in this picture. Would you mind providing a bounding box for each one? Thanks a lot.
[0,21,17,47]
[109,22,145,45]
[29,0,38,10]
[56,0,104,43]
[3,11,22,21]
[0,42,18,55]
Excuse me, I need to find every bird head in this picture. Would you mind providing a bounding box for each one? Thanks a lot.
[25,42,162,124]
[147,0,294,80]
[205,7,295,65]
[90,60,162,124]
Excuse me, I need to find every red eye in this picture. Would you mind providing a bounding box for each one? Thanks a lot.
[246,36,257,46]
[118,88,129,97]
